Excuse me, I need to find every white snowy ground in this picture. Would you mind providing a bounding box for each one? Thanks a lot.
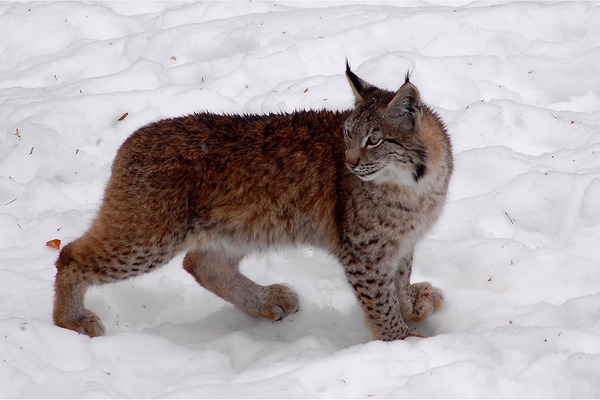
[1,1,600,398]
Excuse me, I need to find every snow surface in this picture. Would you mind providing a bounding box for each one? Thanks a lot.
[1,1,600,397]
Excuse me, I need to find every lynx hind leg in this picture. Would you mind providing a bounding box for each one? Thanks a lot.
[53,235,176,337]
[54,242,104,337]
[402,282,444,324]
[183,250,299,321]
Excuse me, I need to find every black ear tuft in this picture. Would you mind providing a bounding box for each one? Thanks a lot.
[345,61,374,103]
[404,70,412,84]
[345,59,352,76]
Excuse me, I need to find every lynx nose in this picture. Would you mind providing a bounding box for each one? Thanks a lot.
[345,153,360,171]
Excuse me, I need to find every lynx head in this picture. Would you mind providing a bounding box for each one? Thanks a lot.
[344,62,428,186]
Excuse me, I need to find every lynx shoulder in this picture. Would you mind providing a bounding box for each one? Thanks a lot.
[53,63,453,341]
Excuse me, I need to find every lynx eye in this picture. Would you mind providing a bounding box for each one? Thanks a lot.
[365,136,383,147]
[344,128,352,140]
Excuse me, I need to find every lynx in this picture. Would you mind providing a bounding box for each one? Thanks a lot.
[53,63,453,341]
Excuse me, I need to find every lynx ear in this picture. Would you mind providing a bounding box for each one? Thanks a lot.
[387,77,423,129]
[345,61,374,103]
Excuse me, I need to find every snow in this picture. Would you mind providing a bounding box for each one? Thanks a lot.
[1,1,600,397]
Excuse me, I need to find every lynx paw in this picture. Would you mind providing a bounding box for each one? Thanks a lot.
[408,327,426,338]
[404,282,444,324]
[55,310,105,338]
[256,284,300,321]
[374,324,425,341]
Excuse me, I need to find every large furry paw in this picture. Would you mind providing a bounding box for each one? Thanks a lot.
[55,309,105,338]
[255,284,300,321]
[403,282,444,324]
[372,322,426,341]
[407,327,426,338]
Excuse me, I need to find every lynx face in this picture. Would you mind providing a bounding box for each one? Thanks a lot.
[344,65,428,186]
[343,114,428,186]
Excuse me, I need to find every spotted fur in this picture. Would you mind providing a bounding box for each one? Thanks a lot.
[53,65,453,341]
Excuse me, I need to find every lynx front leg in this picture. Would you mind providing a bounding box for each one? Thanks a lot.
[183,250,299,321]
[395,255,444,324]
[344,256,421,341]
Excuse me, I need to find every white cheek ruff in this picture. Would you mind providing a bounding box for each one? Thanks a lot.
[359,164,418,186]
